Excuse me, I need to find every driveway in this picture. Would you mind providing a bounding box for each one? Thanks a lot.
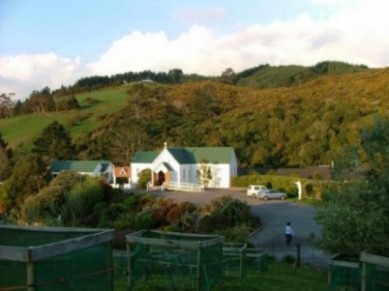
[149,188,329,268]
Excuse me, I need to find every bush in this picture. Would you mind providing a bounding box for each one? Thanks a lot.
[135,209,155,229]
[201,196,252,229]
[20,186,63,224]
[215,224,252,243]
[63,176,104,226]
[137,169,152,189]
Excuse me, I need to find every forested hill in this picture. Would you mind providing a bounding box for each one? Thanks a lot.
[1,63,389,168]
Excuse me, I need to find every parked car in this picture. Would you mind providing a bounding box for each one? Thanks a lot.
[246,184,287,200]
[247,185,268,197]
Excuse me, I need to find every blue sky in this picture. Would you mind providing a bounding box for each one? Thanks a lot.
[1,0,389,100]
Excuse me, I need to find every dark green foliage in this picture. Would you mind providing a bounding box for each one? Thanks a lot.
[0,154,47,216]
[311,61,368,74]
[201,196,252,229]
[305,183,313,197]
[316,119,389,256]
[22,87,55,114]
[32,120,75,162]
[54,95,80,111]
[64,177,104,226]
[237,61,368,89]
[20,172,105,226]
[0,133,13,181]
[220,67,236,84]
[167,68,183,83]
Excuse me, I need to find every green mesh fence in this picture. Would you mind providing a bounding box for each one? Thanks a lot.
[363,263,389,291]
[360,251,389,291]
[246,248,268,273]
[223,243,247,279]
[0,225,113,291]
[126,230,224,291]
[329,255,360,291]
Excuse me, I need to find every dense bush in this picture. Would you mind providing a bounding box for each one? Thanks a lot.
[19,172,106,226]
[316,119,389,257]
[200,196,256,230]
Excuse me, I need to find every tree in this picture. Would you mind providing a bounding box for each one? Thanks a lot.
[23,87,55,114]
[221,68,236,84]
[1,154,47,216]
[0,93,15,118]
[0,133,13,181]
[20,172,104,226]
[53,95,80,111]
[315,119,389,257]
[197,160,212,188]
[168,68,183,84]
[32,121,75,163]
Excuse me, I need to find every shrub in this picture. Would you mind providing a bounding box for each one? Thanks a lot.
[135,209,155,229]
[137,169,152,189]
[201,195,251,229]
[21,186,63,224]
[215,224,252,243]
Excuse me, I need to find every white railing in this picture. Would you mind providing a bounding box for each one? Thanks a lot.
[166,182,204,192]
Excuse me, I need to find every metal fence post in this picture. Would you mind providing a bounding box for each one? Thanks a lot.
[296,244,301,267]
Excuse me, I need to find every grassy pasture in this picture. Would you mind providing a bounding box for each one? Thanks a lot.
[0,86,131,149]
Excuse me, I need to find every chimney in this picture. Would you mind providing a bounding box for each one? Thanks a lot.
[164,142,167,150]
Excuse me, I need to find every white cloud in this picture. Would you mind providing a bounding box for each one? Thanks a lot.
[2,0,389,100]
[311,0,356,8]
[170,6,227,27]
[0,53,85,100]
[90,4,389,77]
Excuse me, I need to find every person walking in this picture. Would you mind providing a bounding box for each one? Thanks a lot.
[285,222,294,246]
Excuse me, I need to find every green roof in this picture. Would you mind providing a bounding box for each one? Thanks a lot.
[170,147,235,164]
[50,160,112,173]
[132,151,159,163]
[132,147,235,164]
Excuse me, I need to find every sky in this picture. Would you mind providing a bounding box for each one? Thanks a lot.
[1,0,389,100]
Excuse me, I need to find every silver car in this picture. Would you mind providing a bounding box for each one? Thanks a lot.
[247,185,287,200]
[257,188,287,200]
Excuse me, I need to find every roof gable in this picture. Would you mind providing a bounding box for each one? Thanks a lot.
[114,166,131,178]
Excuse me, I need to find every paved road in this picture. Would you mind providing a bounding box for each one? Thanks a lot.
[149,188,330,268]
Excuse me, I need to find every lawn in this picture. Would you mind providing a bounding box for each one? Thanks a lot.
[113,259,329,291]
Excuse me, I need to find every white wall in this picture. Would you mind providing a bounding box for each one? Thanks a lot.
[130,149,238,189]
[130,162,151,184]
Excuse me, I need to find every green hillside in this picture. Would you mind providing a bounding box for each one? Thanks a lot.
[0,86,131,149]
[236,61,369,88]
[1,65,389,167]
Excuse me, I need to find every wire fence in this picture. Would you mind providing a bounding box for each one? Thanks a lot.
[257,241,330,270]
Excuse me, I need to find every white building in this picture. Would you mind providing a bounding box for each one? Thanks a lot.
[49,160,114,183]
[131,143,238,190]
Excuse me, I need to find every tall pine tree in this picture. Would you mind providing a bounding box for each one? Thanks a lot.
[32,121,75,163]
